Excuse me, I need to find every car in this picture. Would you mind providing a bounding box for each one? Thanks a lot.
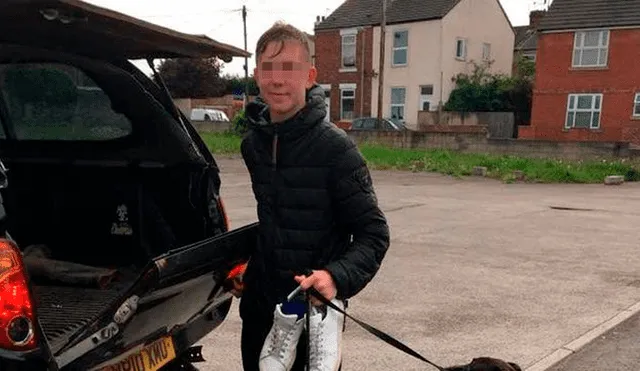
[0,1,255,370]
[190,108,230,122]
[350,117,407,131]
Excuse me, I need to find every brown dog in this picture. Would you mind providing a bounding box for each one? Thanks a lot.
[444,357,522,371]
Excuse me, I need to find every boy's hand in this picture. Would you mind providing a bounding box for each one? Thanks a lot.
[294,270,337,306]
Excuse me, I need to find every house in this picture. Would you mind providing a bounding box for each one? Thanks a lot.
[314,0,515,129]
[305,31,316,65]
[513,10,546,64]
[520,0,640,145]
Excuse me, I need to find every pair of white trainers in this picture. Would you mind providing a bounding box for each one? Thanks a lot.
[259,298,345,371]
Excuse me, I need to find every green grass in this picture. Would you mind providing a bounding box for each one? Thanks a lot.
[359,144,640,184]
[200,131,242,155]
[199,132,640,184]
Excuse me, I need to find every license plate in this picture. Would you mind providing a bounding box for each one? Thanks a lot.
[97,336,176,371]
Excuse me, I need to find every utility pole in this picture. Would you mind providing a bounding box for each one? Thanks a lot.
[376,0,386,121]
[242,5,249,108]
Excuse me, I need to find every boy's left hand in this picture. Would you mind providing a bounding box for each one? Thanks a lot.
[294,270,337,306]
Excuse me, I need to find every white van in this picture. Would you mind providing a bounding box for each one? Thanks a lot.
[190,108,230,122]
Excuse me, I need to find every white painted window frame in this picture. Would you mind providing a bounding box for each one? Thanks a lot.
[455,38,467,60]
[565,93,603,130]
[390,86,406,121]
[572,29,609,68]
[340,28,358,72]
[482,42,491,61]
[339,83,356,120]
[633,93,640,117]
[392,29,409,67]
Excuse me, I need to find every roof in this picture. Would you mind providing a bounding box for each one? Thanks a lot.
[514,25,538,52]
[0,0,251,61]
[537,0,640,32]
[314,0,461,31]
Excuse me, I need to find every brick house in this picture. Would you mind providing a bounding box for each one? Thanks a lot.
[314,7,376,125]
[520,0,640,145]
[314,0,514,129]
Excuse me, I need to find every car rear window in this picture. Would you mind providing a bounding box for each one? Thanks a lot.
[0,63,132,141]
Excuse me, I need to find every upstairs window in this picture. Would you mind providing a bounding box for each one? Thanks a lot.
[455,38,467,60]
[482,43,491,61]
[633,93,640,117]
[392,30,408,66]
[572,29,609,67]
[341,34,356,68]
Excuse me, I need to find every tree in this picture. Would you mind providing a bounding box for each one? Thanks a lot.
[157,58,226,98]
[444,60,533,125]
[220,74,260,96]
[513,54,536,81]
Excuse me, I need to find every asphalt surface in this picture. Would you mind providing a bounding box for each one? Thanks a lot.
[196,156,640,371]
[545,310,640,371]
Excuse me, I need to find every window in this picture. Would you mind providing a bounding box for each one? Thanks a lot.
[0,63,132,141]
[392,30,408,66]
[455,38,466,60]
[634,93,640,117]
[340,86,355,120]
[341,34,356,68]
[419,85,434,111]
[483,43,491,61]
[390,87,406,122]
[573,29,609,67]
[565,93,602,129]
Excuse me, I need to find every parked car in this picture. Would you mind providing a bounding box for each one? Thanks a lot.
[190,108,230,122]
[0,1,253,370]
[350,117,407,131]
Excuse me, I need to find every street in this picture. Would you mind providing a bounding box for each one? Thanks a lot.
[198,156,640,370]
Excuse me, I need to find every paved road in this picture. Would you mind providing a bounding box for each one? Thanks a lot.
[546,310,640,371]
[196,156,640,371]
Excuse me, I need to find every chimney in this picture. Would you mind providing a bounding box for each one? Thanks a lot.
[529,10,546,29]
[314,15,324,27]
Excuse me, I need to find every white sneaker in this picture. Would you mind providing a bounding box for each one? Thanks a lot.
[259,304,305,371]
[307,299,345,371]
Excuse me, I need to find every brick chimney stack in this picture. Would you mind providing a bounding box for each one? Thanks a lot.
[529,10,546,28]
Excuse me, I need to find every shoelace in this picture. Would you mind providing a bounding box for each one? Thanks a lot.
[308,316,324,369]
[266,326,293,361]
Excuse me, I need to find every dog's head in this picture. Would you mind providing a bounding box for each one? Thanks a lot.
[444,357,522,371]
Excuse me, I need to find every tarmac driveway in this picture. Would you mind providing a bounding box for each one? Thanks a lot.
[199,156,640,371]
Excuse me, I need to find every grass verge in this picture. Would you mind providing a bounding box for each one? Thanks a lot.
[360,144,640,183]
[200,132,640,184]
[200,131,242,155]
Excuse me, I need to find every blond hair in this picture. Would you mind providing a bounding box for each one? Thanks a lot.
[255,21,312,63]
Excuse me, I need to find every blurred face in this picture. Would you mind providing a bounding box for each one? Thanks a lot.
[254,39,317,123]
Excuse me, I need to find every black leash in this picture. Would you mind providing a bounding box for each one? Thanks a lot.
[305,286,446,371]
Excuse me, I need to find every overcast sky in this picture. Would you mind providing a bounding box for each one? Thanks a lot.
[85,0,545,76]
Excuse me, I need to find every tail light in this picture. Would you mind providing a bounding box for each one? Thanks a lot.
[0,238,37,351]
[223,262,247,294]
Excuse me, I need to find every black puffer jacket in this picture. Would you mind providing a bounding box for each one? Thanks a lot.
[239,84,390,319]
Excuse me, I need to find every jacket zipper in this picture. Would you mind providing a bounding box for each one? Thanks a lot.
[271,131,279,168]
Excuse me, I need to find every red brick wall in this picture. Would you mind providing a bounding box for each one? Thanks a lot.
[527,29,640,144]
[314,27,374,123]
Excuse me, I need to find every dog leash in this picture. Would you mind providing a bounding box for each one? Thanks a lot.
[302,286,446,371]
